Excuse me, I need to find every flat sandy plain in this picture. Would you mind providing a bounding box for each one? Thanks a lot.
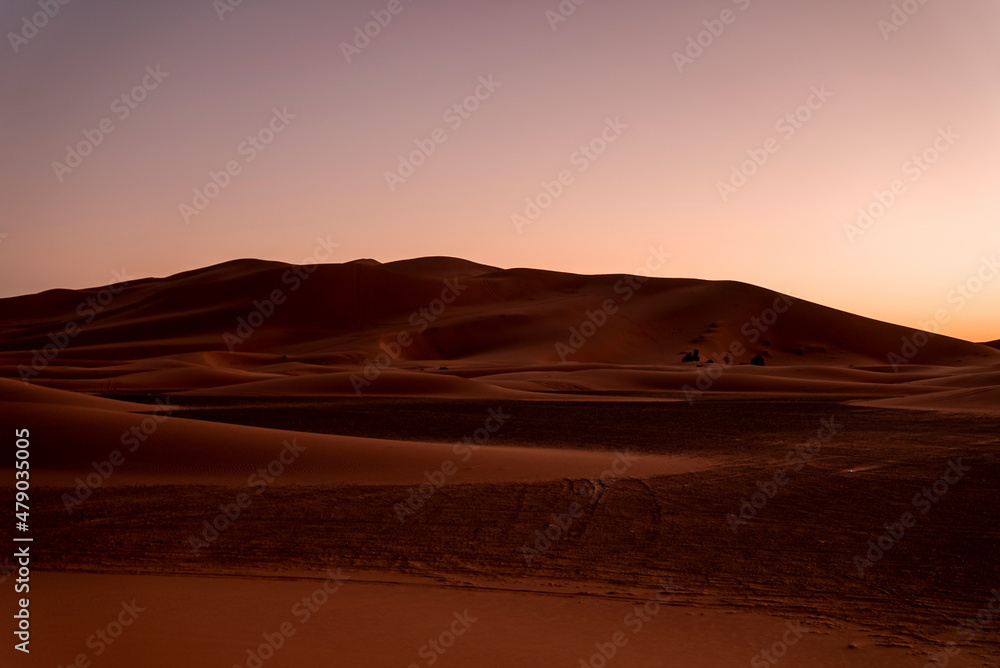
[1,258,998,667]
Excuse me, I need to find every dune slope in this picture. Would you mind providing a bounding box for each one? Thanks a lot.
[0,257,994,368]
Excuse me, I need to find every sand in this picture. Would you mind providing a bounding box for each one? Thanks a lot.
[1,257,998,666]
[23,572,992,668]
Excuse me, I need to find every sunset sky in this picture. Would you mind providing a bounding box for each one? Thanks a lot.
[2,0,998,341]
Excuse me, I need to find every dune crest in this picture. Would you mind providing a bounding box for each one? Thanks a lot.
[0,257,995,368]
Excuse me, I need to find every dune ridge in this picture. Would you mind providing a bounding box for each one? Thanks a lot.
[0,257,995,367]
[1,257,996,413]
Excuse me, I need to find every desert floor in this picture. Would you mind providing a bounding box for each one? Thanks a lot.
[10,392,1000,667]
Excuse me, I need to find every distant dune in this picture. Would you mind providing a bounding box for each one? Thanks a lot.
[0,257,995,367]
[0,257,996,413]
[3,258,1000,668]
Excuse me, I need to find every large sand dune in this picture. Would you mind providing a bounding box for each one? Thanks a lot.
[2,258,998,666]
[1,257,995,367]
[1,257,997,412]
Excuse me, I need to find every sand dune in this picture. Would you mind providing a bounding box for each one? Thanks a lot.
[0,257,996,412]
[5,398,706,488]
[1,257,995,368]
[180,368,531,398]
[0,377,158,412]
[1,256,998,436]
[855,385,1000,414]
[3,257,999,666]
[473,365,969,396]
[29,572,981,668]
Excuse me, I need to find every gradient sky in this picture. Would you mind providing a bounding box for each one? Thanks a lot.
[2,0,998,341]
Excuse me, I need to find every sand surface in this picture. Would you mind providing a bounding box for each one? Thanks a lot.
[1,258,998,666]
[20,572,995,668]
